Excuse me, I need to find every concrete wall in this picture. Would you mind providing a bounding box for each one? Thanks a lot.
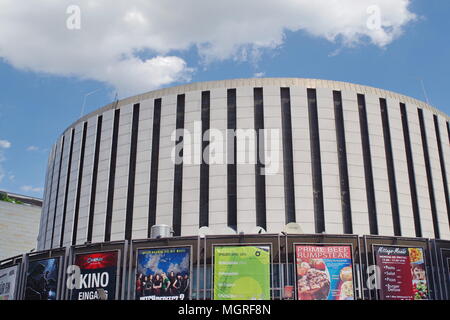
[0,201,41,260]
[37,78,450,250]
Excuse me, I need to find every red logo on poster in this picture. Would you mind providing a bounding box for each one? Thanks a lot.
[75,252,118,270]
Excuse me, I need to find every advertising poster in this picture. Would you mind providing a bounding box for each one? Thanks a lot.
[25,258,59,300]
[447,257,450,299]
[0,265,18,300]
[214,245,271,300]
[448,258,450,283]
[71,251,119,300]
[374,246,429,300]
[136,247,191,300]
[295,245,354,300]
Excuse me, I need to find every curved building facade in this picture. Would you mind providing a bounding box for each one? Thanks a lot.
[37,78,450,250]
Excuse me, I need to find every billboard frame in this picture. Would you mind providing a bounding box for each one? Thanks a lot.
[133,245,193,301]
[436,246,450,300]
[292,242,356,301]
[69,249,121,301]
[0,263,20,300]
[211,242,273,301]
[371,243,431,301]
[447,256,450,299]
[23,255,63,300]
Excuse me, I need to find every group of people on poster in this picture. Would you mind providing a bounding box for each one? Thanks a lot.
[136,272,190,299]
[136,247,191,300]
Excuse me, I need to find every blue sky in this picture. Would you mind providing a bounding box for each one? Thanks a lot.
[0,1,449,198]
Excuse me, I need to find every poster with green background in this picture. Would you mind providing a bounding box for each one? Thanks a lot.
[213,245,270,300]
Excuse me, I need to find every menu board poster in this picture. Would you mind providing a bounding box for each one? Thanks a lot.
[71,251,119,300]
[214,245,271,300]
[294,245,354,300]
[0,265,19,300]
[136,247,191,301]
[374,246,429,300]
[25,257,60,300]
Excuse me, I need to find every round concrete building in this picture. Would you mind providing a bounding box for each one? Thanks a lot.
[37,78,450,251]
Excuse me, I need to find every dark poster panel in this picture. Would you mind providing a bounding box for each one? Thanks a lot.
[448,257,450,280]
[374,246,429,300]
[25,258,59,300]
[136,247,191,300]
[71,251,119,300]
[447,257,450,299]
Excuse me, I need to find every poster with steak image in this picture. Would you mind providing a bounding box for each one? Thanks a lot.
[295,245,354,300]
[25,258,59,300]
[374,246,429,300]
[136,247,191,300]
[71,251,119,300]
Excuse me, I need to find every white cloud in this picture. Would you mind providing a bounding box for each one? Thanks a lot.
[167,254,190,274]
[142,253,165,275]
[0,140,11,149]
[0,141,10,182]
[27,146,39,152]
[254,72,265,78]
[0,0,416,96]
[20,185,44,194]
